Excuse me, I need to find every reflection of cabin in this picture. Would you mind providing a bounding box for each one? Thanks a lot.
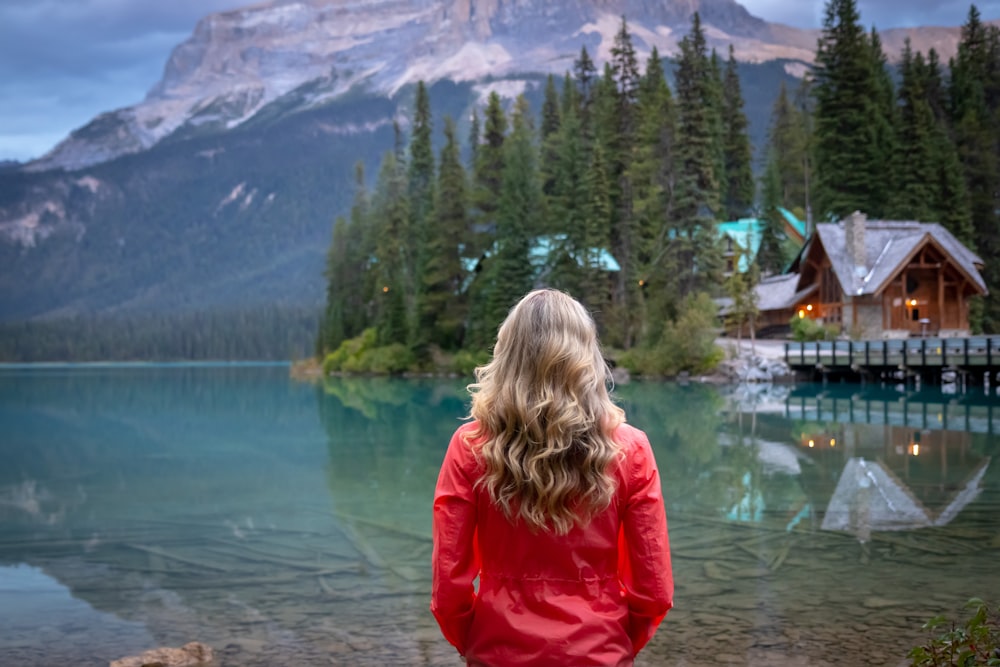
[718,208,807,274]
[760,212,987,338]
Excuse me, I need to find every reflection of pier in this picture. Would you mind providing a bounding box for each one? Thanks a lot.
[785,337,1000,385]
[784,387,1000,434]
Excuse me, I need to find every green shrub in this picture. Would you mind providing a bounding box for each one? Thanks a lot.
[451,349,490,377]
[360,343,415,374]
[909,598,1000,666]
[321,328,380,374]
[790,316,838,342]
[620,293,723,376]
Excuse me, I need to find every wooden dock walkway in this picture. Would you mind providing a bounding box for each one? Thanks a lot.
[784,336,1000,385]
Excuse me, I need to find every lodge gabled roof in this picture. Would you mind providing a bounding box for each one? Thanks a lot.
[813,220,986,296]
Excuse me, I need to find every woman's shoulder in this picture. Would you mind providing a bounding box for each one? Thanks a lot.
[612,422,651,451]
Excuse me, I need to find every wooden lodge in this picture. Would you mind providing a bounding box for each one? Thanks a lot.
[756,212,987,339]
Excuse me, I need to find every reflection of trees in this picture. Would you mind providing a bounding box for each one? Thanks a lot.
[616,383,732,514]
[318,377,468,534]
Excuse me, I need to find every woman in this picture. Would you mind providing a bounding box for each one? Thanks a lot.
[431,289,673,666]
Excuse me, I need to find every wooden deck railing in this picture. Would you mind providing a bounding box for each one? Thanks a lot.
[784,336,1000,370]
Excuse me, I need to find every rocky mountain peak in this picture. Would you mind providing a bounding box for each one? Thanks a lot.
[24,0,979,173]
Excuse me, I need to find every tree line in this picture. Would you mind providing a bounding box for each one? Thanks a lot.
[0,306,319,362]
[318,1,1000,374]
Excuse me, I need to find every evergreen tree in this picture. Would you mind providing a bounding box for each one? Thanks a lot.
[765,82,812,217]
[867,27,898,217]
[547,82,593,296]
[471,91,507,256]
[319,215,349,353]
[580,141,614,324]
[483,96,540,339]
[950,5,1000,330]
[418,116,470,350]
[573,45,598,112]
[370,151,410,346]
[346,161,374,338]
[630,47,676,337]
[407,81,435,345]
[757,156,788,275]
[539,74,563,234]
[670,12,724,302]
[813,0,888,219]
[408,81,435,239]
[721,45,755,221]
[890,40,938,222]
[606,16,643,347]
[468,108,480,169]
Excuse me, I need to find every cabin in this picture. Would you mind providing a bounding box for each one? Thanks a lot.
[718,207,807,274]
[757,212,987,339]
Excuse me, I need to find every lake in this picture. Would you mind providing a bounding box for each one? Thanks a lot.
[1,365,998,666]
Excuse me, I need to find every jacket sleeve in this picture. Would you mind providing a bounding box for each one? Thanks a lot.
[431,427,481,655]
[618,429,673,654]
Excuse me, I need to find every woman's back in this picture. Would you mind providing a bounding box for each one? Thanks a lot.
[431,290,673,666]
[434,421,671,666]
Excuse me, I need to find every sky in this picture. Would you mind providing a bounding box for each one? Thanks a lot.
[1,0,998,163]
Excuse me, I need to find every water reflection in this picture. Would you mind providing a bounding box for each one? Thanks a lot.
[0,368,997,666]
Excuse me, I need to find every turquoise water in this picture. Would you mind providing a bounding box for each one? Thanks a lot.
[0,366,998,666]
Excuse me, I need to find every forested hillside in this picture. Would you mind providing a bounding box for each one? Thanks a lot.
[319,3,1000,375]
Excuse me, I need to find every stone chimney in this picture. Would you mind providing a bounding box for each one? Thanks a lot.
[844,211,867,275]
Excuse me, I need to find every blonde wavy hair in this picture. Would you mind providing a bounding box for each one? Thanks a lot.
[466,289,625,534]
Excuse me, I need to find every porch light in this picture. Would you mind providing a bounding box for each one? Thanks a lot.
[382,286,390,293]
[806,304,813,312]
[907,298,918,307]
[829,438,836,447]
[908,443,920,456]
[798,309,806,318]
[808,439,815,448]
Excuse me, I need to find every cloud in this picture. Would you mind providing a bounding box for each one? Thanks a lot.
[857,0,1000,28]
[0,0,247,161]
[1,0,999,161]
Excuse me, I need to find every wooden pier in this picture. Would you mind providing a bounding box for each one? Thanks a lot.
[784,336,1000,385]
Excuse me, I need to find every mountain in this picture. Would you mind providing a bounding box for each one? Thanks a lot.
[0,0,985,331]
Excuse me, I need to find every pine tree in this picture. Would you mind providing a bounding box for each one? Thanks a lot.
[539,74,563,234]
[670,12,724,301]
[950,5,1000,330]
[867,27,898,218]
[813,0,889,219]
[757,156,788,275]
[468,108,480,170]
[407,81,435,345]
[483,96,540,338]
[471,91,507,255]
[465,94,508,351]
[721,45,755,221]
[581,142,613,326]
[345,161,374,338]
[765,82,812,217]
[890,40,937,221]
[370,151,410,346]
[548,93,586,291]
[408,81,435,240]
[606,16,643,347]
[630,46,676,338]
[573,45,598,113]
[418,116,469,350]
[319,215,349,353]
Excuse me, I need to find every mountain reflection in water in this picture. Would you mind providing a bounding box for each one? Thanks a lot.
[0,366,998,666]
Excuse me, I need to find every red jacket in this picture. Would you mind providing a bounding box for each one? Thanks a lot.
[431,421,673,666]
